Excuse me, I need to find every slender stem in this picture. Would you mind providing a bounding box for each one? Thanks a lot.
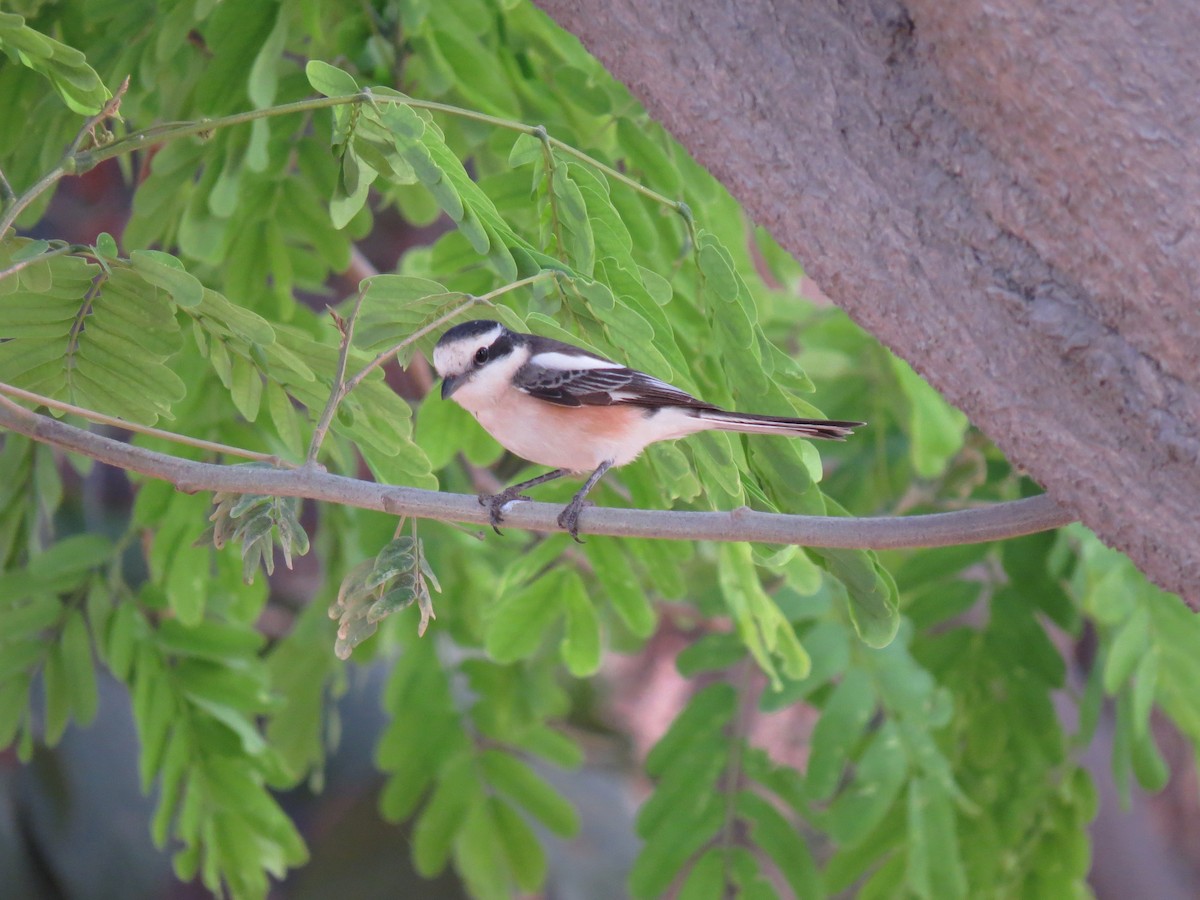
[0,243,77,283]
[6,86,685,264]
[307,288,368,463]
[0,164,13,204]
[535,127,569,263]
[712,659,757,884]
[67,76,130,157]
[548,133,681,212]
[397,98,682,210]
[0,390,1076,547]
[0,78,130,239]
[68,91,682,216]
[0,166,69,240]
[0,382,289,465]
[73,94,354,172]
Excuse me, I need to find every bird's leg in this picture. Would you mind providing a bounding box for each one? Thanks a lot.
[557,460,613,543]
[480,468,569,534]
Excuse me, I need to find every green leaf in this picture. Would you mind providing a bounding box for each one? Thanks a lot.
[229,354,263,421]
[0,675,31,748]
[453,798,511,900]
[187,693,268,755]
[718,543,810,689]
[60,609,98,726]
[697,233,740,302]
[486,796,547,892]
[761,620,850,710]
[130,250,204,307]
[28,533,112,588]
[1128,702,1169,791]
[413,755,478,877]
[11,239,50,262]
[95,233,119,259]
[826,720,908,846]
[42,640,71,744]
[583,536,657,638]
[266,381,304,457]
[629,793,723,900]
[195,288,277,346]
[247,7,287,108]
[479,749,580,837]
[331,149,376,228]
[806,668,877,801]
[906,775,967,900]
[157,618,265,663]
[891,354,969,478]
[645,683,736,778]
[508,132,542,168]
[0,595,63,641]
[0,13,111,114]
[676,632,746,676]
[736,791,822,899]
[304,59,359,97]
[558,571,601,676]
[678,848,725,900]
[484,572,564,663]
[553,164,596,275]
[1103,605,1149,693]
[809,543,900,649]
[0,640,43,683]
[0,259,186,424]
[104,602,141,681]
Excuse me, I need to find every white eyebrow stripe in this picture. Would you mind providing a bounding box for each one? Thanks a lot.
[528,351,623,370]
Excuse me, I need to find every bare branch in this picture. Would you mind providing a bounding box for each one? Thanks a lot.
[0,243,78,284]
[0,391,1074,548]
[306,287,369,463]
[0,382,289,466]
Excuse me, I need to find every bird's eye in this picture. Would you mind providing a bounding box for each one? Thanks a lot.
[474,347,489,365]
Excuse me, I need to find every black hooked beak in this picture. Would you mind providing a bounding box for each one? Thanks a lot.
[440,373,464,399]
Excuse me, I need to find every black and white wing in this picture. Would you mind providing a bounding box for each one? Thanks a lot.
[514,344,710,410]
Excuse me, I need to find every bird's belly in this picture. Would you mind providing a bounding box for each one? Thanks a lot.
[463,393,661,472]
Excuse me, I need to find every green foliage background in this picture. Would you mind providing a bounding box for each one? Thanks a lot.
[0,1,1196,897]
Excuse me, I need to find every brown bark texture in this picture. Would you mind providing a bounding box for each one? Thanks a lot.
[534,0,1200,603]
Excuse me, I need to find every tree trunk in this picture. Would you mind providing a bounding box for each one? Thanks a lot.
[534,0,1200,603]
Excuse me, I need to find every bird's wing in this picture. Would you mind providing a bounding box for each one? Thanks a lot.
[515,353,711,410]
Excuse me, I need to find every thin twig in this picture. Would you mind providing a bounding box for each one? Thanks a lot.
[0,382,290,466]
[61,91,682,222]
[0,164,14,204]
[534,127,569,264]
[306,287,369,463]
[67,76,130,157]
[0,79,130,239]
[0,392,1076,547]
[0,166,70,241]
[0,243,77,283]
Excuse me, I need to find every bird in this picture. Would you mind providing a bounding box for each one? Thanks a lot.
[431,319,863,540]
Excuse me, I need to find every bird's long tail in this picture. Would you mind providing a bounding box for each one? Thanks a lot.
[696,409,863,440]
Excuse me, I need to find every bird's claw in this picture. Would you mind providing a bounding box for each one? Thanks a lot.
[557,498,594,544]
[479,490,531,534]
[481,487,593,543]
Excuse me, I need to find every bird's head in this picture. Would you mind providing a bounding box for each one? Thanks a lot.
[432,320,518,400]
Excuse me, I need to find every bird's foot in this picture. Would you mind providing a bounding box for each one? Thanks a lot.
[557,496,594,543]
[478,488,531,535]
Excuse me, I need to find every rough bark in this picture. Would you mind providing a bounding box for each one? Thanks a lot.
[534,0,1200,602]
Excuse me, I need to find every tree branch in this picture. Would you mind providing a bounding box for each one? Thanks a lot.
[0,392,1073,548]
